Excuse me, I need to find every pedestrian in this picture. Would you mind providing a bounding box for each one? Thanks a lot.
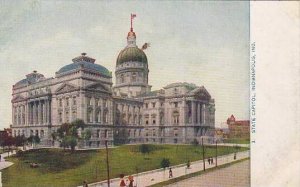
[0,154,2,162]
[234,153,236,160]
[120,174,126,187]
[169,168,173,178]
[128,175,134,187]
[208,158,211,165]
[211,157,214,164]
[187,160,191,169]
[83,180,88,187]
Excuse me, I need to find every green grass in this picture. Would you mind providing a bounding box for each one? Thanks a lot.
[2,144,248,187]
[223,138,250,144]
[149,158,250,187]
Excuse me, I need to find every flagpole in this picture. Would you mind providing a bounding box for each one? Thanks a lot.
[130,14,132,31]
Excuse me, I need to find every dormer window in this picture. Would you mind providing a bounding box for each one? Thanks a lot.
[174,88,178,94]
[121,74,125,83]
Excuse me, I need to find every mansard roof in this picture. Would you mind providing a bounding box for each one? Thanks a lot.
[56,53,112,77]
[14,71,46,87]
[163,82,197,90]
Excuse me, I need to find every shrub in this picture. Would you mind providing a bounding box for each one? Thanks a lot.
[16,150,24,157]
[160,158,170,168]
[139,144,151,155]
[191,139,199,146]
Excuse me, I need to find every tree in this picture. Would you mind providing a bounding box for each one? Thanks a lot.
[14,135,27,150]
[56,119,86,152]
[51,132,58,146]
[82,129,92,147]
[139,144,152,159]
[34,135,40,145]
[67,136,77,152]
[160,158,170,168]
[27,135,40,148]
[191,139,199,146]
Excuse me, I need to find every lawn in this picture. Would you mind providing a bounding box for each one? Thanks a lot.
[223,138,250,144]
[2,144,248,187]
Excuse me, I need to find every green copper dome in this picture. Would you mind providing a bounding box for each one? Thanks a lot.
[116,46,148,65]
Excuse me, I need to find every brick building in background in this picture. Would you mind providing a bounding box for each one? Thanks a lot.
[227,115,249,139]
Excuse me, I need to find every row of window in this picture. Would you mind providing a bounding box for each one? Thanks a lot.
[117,104,141,112]
[119,72,143,84]
[87,97,108,107]
[59,97,76,107]
[13,129,45,138]
[143,102,179,109]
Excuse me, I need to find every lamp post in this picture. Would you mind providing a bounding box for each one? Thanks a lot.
[105,140,110,187]
[202,137,205,171]
[215,138,218,167]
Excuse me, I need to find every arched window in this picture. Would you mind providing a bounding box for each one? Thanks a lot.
[59,112,62,123]
[104,130,108,138]
[88,110,92,123]
[120,74,125,83]
[96,110,101,123]
[132,73,137,82]
[173,111,180,124]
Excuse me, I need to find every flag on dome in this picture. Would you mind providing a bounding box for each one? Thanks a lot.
[131,13,136,19]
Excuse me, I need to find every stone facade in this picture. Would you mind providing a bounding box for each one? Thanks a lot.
[11,26,215,147]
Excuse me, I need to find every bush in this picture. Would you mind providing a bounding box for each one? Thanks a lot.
[139,144,151,155]
[191,139,199,146]
[160,158,170,168]
[16,150,24,157]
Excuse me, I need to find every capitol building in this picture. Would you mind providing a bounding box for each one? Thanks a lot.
[11,24,215,147]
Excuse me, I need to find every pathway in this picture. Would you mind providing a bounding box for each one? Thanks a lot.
[85,150,250,187]
[166,159,250,187]
[0,150,16,171]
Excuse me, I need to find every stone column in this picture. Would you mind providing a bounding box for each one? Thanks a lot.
[69,98,73,123]
[92,97,96,123]
[25,103,28,126]
[28,103,32,125]
[39,101,42,125]
[182,100,186,125]
[48,100,51,124]
[62,98,66,123]
[43,101,46,124]
[202,104,206,125]
[109,101,113,124]
[100,98,104,124]
[45,100,48,124]
[191,101,196,125]
[197,102,201,125]
[17,106,19,125]
[32,102,36,125]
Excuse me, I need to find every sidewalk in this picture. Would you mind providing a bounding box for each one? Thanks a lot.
[0,150,16,170]
[85,150,250,187]
[166,159,250,187]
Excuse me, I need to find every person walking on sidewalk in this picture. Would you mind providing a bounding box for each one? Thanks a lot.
[208,158,211,165]
[128,175,134,187]
[82,180,88,187]
[119,174,126,187]
[211,157,214,164]
[169,168,173,178]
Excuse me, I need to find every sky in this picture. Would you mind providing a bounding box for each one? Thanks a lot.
[0,1,250,129]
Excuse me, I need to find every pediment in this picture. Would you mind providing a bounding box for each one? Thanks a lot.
[12,95,26,102]
[55,83,78,94]
[191,86,211,100]
[84,82,110,92]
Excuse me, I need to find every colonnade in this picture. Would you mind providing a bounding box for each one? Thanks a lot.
[191,100,206,125]
[28,98,51,125]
